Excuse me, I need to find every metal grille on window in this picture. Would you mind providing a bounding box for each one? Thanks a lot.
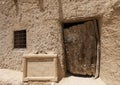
[14,30,26,48]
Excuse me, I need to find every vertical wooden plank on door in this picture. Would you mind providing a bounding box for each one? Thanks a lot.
[84,21,97,76]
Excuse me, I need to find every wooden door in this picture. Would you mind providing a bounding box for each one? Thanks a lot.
[64,20,98,76]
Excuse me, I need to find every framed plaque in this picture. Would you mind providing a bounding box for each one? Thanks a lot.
[23,54,58,82]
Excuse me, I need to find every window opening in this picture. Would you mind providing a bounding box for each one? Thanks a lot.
[14,30,26,48]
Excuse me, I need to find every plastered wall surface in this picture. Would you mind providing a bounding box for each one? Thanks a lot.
[0,0,120,85]
[63,0,120,85]
[0,0,64,78]
[61,0,120,84]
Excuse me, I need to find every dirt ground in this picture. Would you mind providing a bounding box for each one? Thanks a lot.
[56,76,106,85]
[0,69,22,85]
[0,69,106,85]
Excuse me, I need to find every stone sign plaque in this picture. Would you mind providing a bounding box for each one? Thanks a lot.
[23,54,58,82]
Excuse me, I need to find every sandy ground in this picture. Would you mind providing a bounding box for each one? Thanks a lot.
[0,69,106,85]
[0,69,23,85]
[55,76,106,85]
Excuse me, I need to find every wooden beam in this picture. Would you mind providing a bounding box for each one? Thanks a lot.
[38,0,44,11]
[13,0,19,15]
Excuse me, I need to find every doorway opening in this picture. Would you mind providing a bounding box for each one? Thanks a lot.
[63,19,100,77]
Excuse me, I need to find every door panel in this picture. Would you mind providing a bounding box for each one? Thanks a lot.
[64,21,97,76]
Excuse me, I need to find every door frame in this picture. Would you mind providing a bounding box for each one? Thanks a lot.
[61,18,101,78]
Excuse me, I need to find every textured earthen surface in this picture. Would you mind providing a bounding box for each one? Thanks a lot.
[0,0,120,85]
[0,0,64,76]
[56,76,106,85]
[0,69,22,85]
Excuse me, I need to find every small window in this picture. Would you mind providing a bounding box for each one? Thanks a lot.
[14,30,26,48]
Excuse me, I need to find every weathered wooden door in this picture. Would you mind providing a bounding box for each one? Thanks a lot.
[64,20,98,76]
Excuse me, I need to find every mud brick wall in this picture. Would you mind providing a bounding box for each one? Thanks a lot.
[0,0,120,85]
